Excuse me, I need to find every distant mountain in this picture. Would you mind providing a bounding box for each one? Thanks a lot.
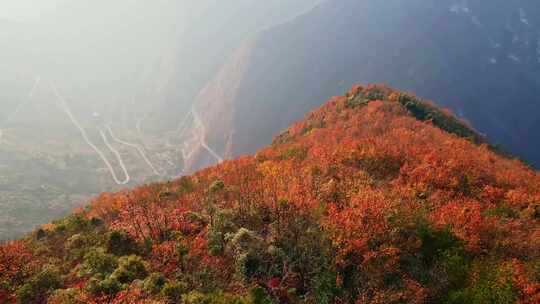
[185,0,540,170]
[159,0,325,128]
[0,1,321,240]
[2,85,539,303]
[0,0,323,130]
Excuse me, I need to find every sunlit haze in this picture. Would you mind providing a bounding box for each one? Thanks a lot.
[1,2,540,302]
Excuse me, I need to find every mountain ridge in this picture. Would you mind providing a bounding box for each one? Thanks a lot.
[1,84,539,303]
[183,0,540,170]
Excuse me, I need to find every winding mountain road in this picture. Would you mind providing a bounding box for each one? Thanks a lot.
[49,80,130,185]
[191,107,224,163]
[98,128,131,184]
[106,125,163,176]
[4,77,222,182]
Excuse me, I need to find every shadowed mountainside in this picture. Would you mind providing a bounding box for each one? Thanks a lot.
[185,0,540,170]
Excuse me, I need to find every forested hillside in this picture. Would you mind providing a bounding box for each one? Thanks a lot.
[1,85,539,303]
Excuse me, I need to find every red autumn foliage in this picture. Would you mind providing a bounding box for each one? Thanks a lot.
[1,84,539,303]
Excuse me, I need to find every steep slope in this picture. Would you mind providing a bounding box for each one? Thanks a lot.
[159,0,324,128]
[187,0,540,170]
[1,85,539,303]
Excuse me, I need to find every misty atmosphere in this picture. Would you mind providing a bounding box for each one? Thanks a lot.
[1,1,540,303]
[0,0,321,240]
[2,0,538,240]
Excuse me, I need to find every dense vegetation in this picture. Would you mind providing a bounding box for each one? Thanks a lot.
[1,85,539,303]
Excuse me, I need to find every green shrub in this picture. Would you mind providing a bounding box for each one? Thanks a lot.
[53,214,92,235]
[161,281,189,303]
[483,203,518,219]
[280,146,308,161]
[106,230,140,256]
[178,176,196,194]
[229,228,265,282]
[230,228,262,252]
[85,277,101,295]
[271,215,338,302]
[209,179,225,193]
[236,252,263,282]
[249,287,274,304]
[391,212,468,293]
[181,290,251,304]
[208,229,226,256]
[345,88,385,108]
[313,266,338,304]
[66,233,89,251]
[86,276,123,296]
[100,277,124,295]
[417,224,461,266]
[65,232,103,261]
[363,89,385,101]
[16,265,62,304]
[49,288,87,304]
[397,94,483,144]
[208,210,237,256]
[180,291,206,304]
[300,119,326,135]
[80,247,118,277]
[34,265,62,289]
[110,255,148,284]
[345,96,369,108]
[142,272,166,294]
[444,262,518,304]
[16,284,37,304]
[143,237,154,255]
[272,130,293,145]
[534,260,540,283]
[439,250,470,290]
